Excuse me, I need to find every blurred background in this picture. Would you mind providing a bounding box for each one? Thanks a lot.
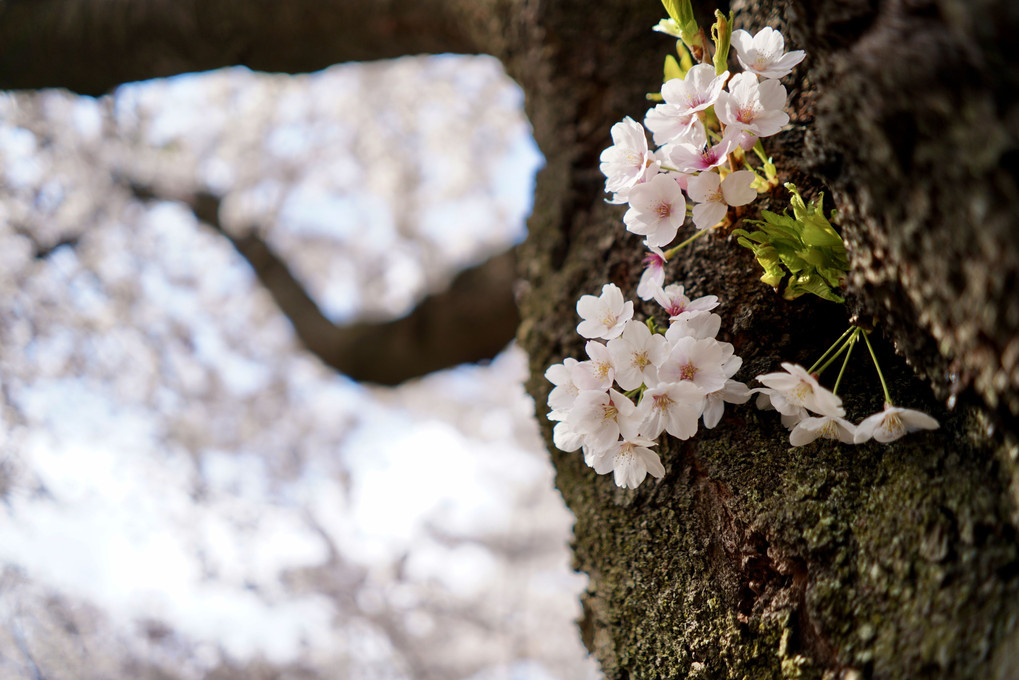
[0,55,600,679]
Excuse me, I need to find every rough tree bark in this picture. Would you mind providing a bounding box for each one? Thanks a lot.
[2,0,1017,677]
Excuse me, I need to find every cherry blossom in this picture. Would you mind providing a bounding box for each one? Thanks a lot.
[545,357,581,415]
[573,341,616,391]
[661,64,731,116]
[576,283,633,340]
[854,404,939,444]
[599,116,658,199]
[658,336,730,393]
[644,104,705,147]
[789,415,857,446]
[637,381,704,439]
[715,72,789,139]
[686,169,758,230]
[607,320,669,391]
[665,311,723,341]
[755,363,844,418]
[636,245,667,301]
[568,388,639,450]
[623,173,687,247]
[731,27,805,80]
[586,436,665,489]
[652,284,719,322]
[702,355,751,428]
[667,130,738,174]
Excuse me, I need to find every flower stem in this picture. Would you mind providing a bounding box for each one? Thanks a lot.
[664,227,711,260]
[659,164,683,173]
[807,326,855,374]
[752,139,769,164]
[832,330,857,395]
[862,330,894,405]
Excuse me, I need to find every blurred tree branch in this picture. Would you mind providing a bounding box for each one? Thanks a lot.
[128,182,520,385]
[0,0,500,95]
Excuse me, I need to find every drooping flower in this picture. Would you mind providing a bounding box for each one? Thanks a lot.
[715,72,789,139]
[789,415,857,446]
[755,362,844,417]
[731,27,805,79]
[587,436,666,489]
[607,320,669,391]
[636,245,668,301]
[623,173,688,248]
[686,169,758,230]
[637,381,704,439]
[599,117,658,199]
[854,404,939,444]
[576,283,633,340]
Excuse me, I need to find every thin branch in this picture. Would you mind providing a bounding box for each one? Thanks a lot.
[128,182,520,385]
[0,0,498,95]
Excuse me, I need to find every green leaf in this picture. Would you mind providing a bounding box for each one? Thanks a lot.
[664,54,683,82]
[710,10,734,75]
[661,0,700,48]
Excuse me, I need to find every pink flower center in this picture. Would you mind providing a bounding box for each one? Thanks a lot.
[653,393,674,412]
[654,200,672,219]
[679,362,698,381]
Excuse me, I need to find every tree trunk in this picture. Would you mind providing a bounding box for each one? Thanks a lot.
[2,0,1018,677]
[511,0,1019,678]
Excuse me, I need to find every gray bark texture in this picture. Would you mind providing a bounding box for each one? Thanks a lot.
[2,0,1018,677]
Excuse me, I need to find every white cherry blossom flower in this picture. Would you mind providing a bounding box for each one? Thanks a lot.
[716,72,789,139]
[545,357,581,414]
[600,116,658,197]
[573,341,616,391]
[658,336,729,393]
[636,245,667,301]
[553,420,584,452]
[607,320,669,391]
[652,284,719,322]
[644,104,705,147]
[661,65,731,116]
[703,355,751,428]
[789,415,857,446]
[854,404,939,444]
[667,131,738,174]
[568,388,639,450]
[587,436,666,489]
[623,173,688,248]
[755,363,844,417]
[576,283,633,340]
[731,27,805,79]
[637,381,704,439]
[665,310,723,340]
[686,169,758,230]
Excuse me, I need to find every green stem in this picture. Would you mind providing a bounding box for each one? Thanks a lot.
[862,330,893,405]
[807,326,855,374]
[832,331,857,395]
[659,164,683,173]
[664,227,711,259]
[752,139,769,164]
[814,336,852,377]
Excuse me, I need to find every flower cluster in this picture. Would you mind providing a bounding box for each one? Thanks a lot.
[600,25,803,255]
[544,5,940,490]
[546,283,749,488]
[754,329,939,446]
